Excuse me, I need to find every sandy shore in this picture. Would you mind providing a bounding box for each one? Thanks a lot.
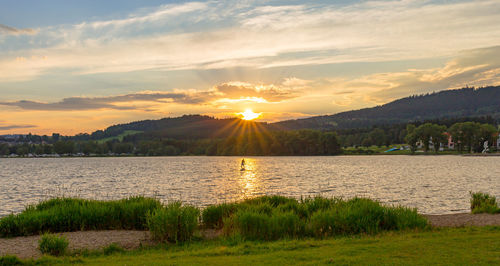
[0,230,153,259]
[1,213,499,259]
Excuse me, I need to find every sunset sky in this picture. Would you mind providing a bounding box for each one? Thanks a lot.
[1,0,500,135]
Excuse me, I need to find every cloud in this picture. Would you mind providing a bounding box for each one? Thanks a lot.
[0,79,303,111]
[0,91,206,111]
[0,24,38,35]
[214,81,298,102]
[0,123,37,130]
[77,2,208,29]
[1,0,500,81]
[325,45,500,106]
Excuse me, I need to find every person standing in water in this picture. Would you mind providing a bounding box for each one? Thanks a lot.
[241,158,245,169]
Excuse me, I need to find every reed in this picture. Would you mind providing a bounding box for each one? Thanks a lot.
[0,195,429,242]
[219,196,428,240]
[146,202,200,243]
[0,196,161,237]
[470,192,500,214]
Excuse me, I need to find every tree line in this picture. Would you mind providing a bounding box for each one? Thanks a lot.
[405,122,498,153]
[0,129,341,156]
[336,116,497,148]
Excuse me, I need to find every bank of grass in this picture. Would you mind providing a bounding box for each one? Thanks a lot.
[203,195,428,240]
[5,227,500,265]
[470,192,500,214]
[0,196,161,237]
[1,195,427,241]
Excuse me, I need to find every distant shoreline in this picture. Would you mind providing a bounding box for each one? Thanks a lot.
[2,153,500,158]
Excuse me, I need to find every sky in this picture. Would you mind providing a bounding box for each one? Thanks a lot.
[1,0,500,135]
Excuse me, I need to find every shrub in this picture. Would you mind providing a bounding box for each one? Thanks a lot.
[38,233,69,256]
[147,202,200,243]
[470,192,500,214]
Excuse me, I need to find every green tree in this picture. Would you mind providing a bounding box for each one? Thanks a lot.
[369,128,386,147]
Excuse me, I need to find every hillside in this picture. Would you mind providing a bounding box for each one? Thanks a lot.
[275,86,500,130]
[84,86,500,140]
[86,115,274,140]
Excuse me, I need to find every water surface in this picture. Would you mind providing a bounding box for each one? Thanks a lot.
[0,156,498,216]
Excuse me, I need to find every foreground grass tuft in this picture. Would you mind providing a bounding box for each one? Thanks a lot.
[470,191,500,214]
[146,202,200,243]
[102,243,125,256]
[0,254,24,265]
[38,233,69,256]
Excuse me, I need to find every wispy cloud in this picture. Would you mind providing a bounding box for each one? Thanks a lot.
[1,0,499,81]
[0,123,36,130]
[0,24,38,35]
[76,2,208,29]
[327,45,500,106]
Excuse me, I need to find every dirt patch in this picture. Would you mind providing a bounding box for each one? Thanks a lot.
[0,230,153,259]
[424,213,500,227]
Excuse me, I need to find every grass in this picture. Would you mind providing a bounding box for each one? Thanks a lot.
[38,233,69,256]
[4,227,499,265]
[97,130,143,143]
[0,196,162,237]
[204,195,428,240]
[147,202,200,243]
[1,195,426,241]
[470,191,500,214]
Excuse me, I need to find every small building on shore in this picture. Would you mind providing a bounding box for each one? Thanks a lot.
[443,132,454,149]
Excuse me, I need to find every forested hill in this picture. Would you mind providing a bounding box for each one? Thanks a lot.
[85,115,273,140]
[81,85,500,141]
[274,86,500,130]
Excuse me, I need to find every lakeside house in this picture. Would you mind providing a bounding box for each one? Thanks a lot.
[443,132,454,149]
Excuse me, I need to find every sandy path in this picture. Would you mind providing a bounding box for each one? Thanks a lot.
[1,214,499,259]
[0,230,153,259]
[424,213,500,227]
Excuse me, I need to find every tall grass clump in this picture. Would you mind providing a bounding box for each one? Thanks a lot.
[147,202,200,243]
[470,192,500,214]
[308,198,427,238]
[226,209,304,240]
[0,196,162,237]
[38,233,69,256]
[202,203,237,229]
[220,196,428,241]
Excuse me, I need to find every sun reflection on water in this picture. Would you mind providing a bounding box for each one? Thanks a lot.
[237,158,264,200]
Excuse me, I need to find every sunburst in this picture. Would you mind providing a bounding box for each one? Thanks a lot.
[239,109,261,120]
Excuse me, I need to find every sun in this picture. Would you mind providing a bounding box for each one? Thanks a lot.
[239,109,261,120]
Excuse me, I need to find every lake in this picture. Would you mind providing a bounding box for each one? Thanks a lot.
[0,156,499,216]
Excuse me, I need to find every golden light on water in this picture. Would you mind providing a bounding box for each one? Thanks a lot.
[237,158,261,198]
[239,109,261,120]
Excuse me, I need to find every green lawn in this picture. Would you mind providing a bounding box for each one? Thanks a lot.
[33,227,500,265]
[97,130,143,143]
